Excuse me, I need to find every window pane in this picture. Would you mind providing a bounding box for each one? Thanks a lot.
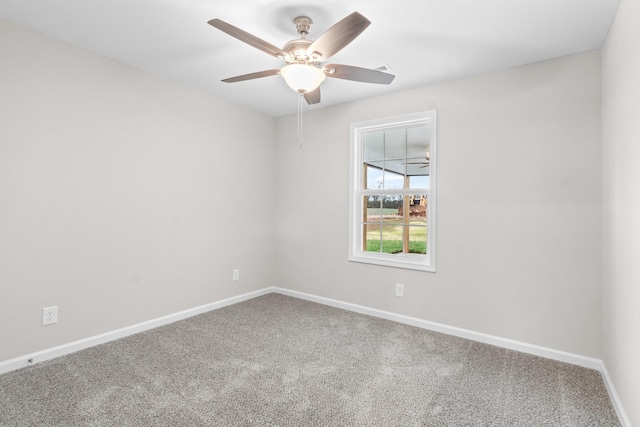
[407,125,429,166]
[383,169,405,189]
[407,125,429,148]
[363,131,384,162]
[405,155,429,176]
[365,163,383,189]
[384,159,406,177]
[363,195,382,253]
[406,124,430,183]
[409,175,430,189]
[381,224,403,254]
[363,195,381,221]
[364,223,381,253]
[383,195,403,220]
[407,194,428,219]
[384,128,405,160]
[406,225,427,254]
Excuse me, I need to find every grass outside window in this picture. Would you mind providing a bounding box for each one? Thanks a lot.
[364,211,427,254]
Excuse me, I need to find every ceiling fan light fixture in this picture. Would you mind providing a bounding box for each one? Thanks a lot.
[281,64,326,93]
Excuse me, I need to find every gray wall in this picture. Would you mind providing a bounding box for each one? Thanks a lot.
[0,18,277,361]
[602,1,640,425]
[275,51,602,358]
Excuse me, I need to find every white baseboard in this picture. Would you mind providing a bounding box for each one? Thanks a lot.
[0,286,630,427]
[272,287,602,369]
[600,363,632,427]
[1,286,598,373]
[272,287,631,426]
[0,288,272,376]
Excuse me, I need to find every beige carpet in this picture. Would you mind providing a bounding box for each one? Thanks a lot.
[0,293,621,426]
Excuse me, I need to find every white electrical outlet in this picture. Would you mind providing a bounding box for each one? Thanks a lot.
[395,283,404,298]
[42,306,58,326]
[233,269,240,281]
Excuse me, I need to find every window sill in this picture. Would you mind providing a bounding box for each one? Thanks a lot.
[348,252,435,272]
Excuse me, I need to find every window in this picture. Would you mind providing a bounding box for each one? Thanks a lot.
[349,111,437,271]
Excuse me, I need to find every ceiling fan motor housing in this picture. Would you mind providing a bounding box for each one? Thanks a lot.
[284,17,320,63]
[283,38,313,63]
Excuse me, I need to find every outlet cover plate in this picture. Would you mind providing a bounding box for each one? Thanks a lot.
[42,306,58,326]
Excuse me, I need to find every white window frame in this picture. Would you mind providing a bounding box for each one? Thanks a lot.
[348,111,437,272]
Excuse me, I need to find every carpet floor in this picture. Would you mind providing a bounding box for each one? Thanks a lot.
[0,293,620,426]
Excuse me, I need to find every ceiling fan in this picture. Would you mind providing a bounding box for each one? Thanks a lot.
[208,12,395,105]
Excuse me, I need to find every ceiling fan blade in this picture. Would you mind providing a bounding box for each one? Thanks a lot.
[306,12,371,61]
[208,19,290,60]
[303,87,321,105]
[222,69,281,83]
[324,64,395,84]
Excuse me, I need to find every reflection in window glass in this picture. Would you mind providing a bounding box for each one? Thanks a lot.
[384,128,406,159]
[363,132,383,162]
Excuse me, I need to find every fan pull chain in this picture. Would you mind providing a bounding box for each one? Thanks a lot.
[296,92,304,148]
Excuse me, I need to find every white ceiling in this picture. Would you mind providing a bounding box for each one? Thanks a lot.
[0,0,620,117]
